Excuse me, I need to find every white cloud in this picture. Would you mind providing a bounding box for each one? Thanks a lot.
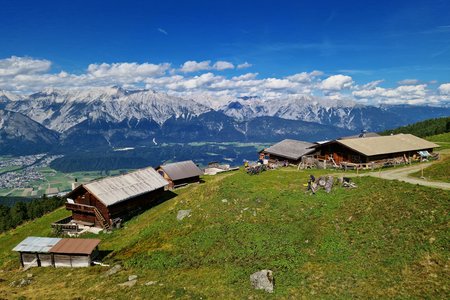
[87,62,170,79]
[263,78,297,90]
[286,70,323,83]
[398,79,419,85]
[320,74,353,90]
[353,84,429,104]
[179,60,211,73]
[359,79,384,90]
[0,55,448,106]
[213,61,234,70]
[157,28,168,35]
[438,83,450,94]
[0,56,51,77]
[232,73,258,80]
[237,62,252,69]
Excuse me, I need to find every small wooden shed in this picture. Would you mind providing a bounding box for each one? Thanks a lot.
[13,237,101,268]
[50,238,100,268]
[259,139,316,165]
[157,160,203,189]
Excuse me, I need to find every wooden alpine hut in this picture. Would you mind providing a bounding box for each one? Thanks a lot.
[157,160,203,189]
[314,133,439,165]
[65,167,169,229]
[259,139,316,165]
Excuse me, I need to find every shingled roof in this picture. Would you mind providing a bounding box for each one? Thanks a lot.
[264,139,315,160]
[159,160,203,181]
[79,167,169,207]
[334,134,439,156]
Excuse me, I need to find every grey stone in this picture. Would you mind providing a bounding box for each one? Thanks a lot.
[145,281,158,286]
[17,278,32,287]
[221,199,228,203]
[26,273,33,278]
[177,210,191,221]
[325,176,334,193]
[250,270,274,293]
[128,275,138,281]
[104,264,121,277]
[119,279,137,287]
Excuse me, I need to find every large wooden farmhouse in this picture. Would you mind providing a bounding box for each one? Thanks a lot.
[65,168,169,229]
[314,134,439,165]
[157,160,203,189]
[13,237,100,268]
[260,139,317,165]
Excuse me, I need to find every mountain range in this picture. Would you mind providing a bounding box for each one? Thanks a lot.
[0,87,449,155]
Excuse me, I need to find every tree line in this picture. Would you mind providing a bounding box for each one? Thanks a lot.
[380,116,450,137]
[0,196,64,233]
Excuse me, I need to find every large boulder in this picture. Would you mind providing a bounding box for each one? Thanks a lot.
[250,270,274,293]
[177,210,191,221]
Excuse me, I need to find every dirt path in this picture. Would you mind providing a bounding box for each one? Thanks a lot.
[344,163,450,190]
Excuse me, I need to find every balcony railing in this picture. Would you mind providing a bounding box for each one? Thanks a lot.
[65,202,95,213]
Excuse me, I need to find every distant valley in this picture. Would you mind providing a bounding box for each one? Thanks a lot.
[1,87,449,169]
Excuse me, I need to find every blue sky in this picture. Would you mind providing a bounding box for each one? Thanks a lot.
[0,0,449,105]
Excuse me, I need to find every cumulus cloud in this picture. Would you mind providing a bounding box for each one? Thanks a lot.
[353,84,429,104]
[438,83,450,94]
[0,56,51,77]
[237,62,252,69]
[320,74,353,91]
[263,78,297,90]
[213,61,234,70]
[87,62,170,79]
[179,60,236,73]
[179,60,212,73]
[286,70,323,83]
[0,56,447,106]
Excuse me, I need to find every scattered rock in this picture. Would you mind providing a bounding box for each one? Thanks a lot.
[243,207,249,211]
[118,279,137,287]
[177,210,191,221]
[221,199,228,203]
[104,264,121,277]
[325,176,334,193]
[19,278,32,287]
[250,270,274,293]
[128,275,138,281]
[145,281,158,286]
[26,273,33,278]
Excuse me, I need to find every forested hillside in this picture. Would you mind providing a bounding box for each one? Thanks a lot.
[381,116,450,137]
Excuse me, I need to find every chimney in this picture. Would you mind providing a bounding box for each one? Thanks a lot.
[71,178,80,190]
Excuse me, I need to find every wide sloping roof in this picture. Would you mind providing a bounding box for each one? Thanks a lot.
[13,237,61,253]
[83,167,169,207]
[339,132,380,140]
[160,160,203,181]
[335,134,439,156]
[265,139,315,160]
[50,238,100,255]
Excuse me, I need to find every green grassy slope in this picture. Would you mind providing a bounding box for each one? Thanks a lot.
[427,132,450,150]
[0,169,449,299]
